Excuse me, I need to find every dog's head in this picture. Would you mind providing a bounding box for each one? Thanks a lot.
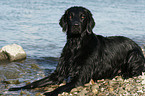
[59,6,95,37]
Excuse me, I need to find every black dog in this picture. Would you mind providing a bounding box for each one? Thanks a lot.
[9,6,145,96]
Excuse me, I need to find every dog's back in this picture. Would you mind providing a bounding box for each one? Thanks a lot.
[91,35,145,80]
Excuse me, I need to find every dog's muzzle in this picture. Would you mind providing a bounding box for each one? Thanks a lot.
[71,25,81,33]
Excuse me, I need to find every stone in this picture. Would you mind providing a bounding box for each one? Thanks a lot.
[1,44,26,61]
[0,51,8,61]
[0,68,21,79]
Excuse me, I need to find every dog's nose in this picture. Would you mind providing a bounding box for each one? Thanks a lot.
[72,21,80,26]
[74,23,79,26]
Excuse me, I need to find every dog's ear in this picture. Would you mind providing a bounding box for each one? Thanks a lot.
[59,11,68,32]
[86,10,95,34]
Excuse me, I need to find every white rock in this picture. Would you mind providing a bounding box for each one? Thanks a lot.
[1,44,26,61]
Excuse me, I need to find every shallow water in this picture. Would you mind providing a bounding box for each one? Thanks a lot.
[0,0,145,95]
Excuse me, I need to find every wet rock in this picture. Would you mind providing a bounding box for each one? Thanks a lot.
[3,79,20,84]
[35,92,43,96]
[0,44,26,62]
[0,68,21,79]
[77,88,88,96]
[0,51,8,61]
[140,73,145,85]
[30,64,39,69]
[92,88,98,94]
[91,84,99,90]
[53,73,145,96]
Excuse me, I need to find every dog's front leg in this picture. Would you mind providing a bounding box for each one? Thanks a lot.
[44,65,93,96]
[9,71,62,91]
[44,80,76,96]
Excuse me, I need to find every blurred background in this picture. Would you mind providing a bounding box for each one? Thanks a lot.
[0,0,145,95]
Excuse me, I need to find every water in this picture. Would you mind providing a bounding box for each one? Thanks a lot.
[0,0,145,58]
[0,0,145,95]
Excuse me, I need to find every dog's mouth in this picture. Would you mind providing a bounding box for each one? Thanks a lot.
[67,25,82,38]
[71,25,81,34]
[67,26,81,38]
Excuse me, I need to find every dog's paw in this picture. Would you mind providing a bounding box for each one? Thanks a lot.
[43,91,58,96]
[9,87,21,91]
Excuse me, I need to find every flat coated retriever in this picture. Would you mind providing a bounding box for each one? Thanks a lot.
[9,6,145,96]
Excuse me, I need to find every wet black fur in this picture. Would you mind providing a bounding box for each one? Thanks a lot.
[9,6,145,96]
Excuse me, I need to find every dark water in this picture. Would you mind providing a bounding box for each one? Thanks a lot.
[0,0,145,95]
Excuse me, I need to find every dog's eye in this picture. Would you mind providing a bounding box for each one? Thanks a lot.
[69,13,73,19]
[69,16,72,19]
[81,16,85,19]
[80,14,85,19]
